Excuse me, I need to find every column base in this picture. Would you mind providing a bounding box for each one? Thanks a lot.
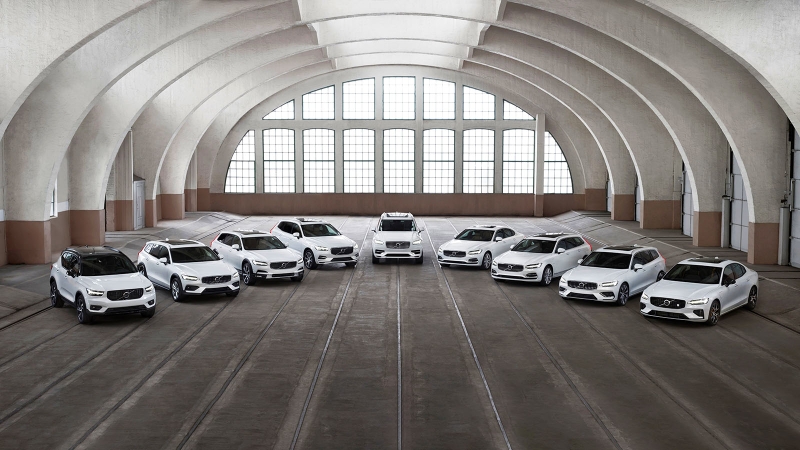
[161,193,185,220]
[70,210,105,246]
[611,194,635,221]
[584,189,607,211]
[534,195,544,217]
[145,196,162,228]
[185,189,197,212]
[692,211,722,247]
[640,200,681,229]
[6,220,52,264]
[748,222,779,265]
[198,188,211,211]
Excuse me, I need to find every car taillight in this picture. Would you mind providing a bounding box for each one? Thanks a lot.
[270,225,275,233]
[213,234,220,242]
[584,238,592,251]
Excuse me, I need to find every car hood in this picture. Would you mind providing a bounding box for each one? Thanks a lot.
[563,265,630,283]
[439,239,491,252]
[172,260,236,278]
[305,235,357,248]
[643,280,720,300]
[494,251,553,265]
[80,272,151,290]
[246,248,301,262]
[374,231,418,242]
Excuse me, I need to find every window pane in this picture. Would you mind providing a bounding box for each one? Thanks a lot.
[225,130,256,193]
[463,86,495,120]
[383,77,415,120]
[263,100,294,120]
[344,129,375,193]
[384,129,415,193]
[423,129,455,193]
[463,129,494,193]
[544,131,573,194]
[423,79,455,120]
[303,86,335,120]
[303,129,335,193]
[264,129,295,193]
[503,100,534,120]
[503,129,535,193]
[343,79,375,120]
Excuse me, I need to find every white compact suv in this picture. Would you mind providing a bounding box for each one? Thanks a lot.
[50,246,156,324]
[272,218,359,269]
[641,257,758,326]
[491,233,591,285]
[137,239,239,302]
[371,212,425,264]
[211,230,304,285]
[559,245,666,305]
[437,225,523,269]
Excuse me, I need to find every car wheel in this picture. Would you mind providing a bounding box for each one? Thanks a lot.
[345,261,357,267]
[616,283,629,306]
[481,252,492,270]
[707,300,721,326]
[171,277,184,302]
[242,262,256,286]
[657,270,666,281]
[141,307,155,318]
[415,251,424,264]
[304,249,318,269]
[292,272,304,282]
[50,280,64,308]
[745,286,757,311]
[138,264,147,278]
[540,265,553,286]
[76,295,93,324]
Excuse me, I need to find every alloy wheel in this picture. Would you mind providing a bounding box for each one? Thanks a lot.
[171,280,180,300]
[542,266,553,286]
[243,263,252,285]
[707,300,720,325]
[746,287,758,310]
[304,250,316,269]
[617,283,629,306]
[481,252,492,269]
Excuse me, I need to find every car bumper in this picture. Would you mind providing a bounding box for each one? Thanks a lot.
[184,281,240,295]
[640,302,707,322]
[558,285,619,302]
[316,252,359,264]
[85,291,157,314]
[491,267,542,282]
[253,266,304,279]
[437,253,481,266]
[373,248,422,259]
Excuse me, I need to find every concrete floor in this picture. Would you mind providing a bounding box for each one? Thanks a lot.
[1,212,800,449]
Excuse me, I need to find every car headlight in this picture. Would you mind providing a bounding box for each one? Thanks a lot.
[144,285,154,293]
[297,259,304,265]
[525,263,541,269]
[353,243,359,249]
[373,239,384,246]
[492,261,498,267]
[600,280,618,287]
[314,246,329,252]
[559,278,567,285]
[412,239,422,245]
[181,274,198,281]
[641,293,649,301]
[253,260,269,266]
[468,249,481,255]
[232,271,239,278]
[689,297,709,305]
[86,288,104,297]
[437,247,444,253]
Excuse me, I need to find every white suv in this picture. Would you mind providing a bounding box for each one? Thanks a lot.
[491,233,591,285]
[437,225,523,269]
[559,245,666,305]
[271,218,359,269]
[211,230,304,285]
[50,246,156,324]
[137,239,240,302]
[371,212,425,264]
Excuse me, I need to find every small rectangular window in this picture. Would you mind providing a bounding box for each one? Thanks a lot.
[463,129,495,193]
[502,129,535,194]
[463,87,495,120]
[344,129,375,193]
[423,79,456,120]
[303,129,335,193]
[342,79,375,120]
[423,129,455,193]
[384,129,415,193]
[383,77,416,120]
[302,86,335,120]
[264,129,296,193]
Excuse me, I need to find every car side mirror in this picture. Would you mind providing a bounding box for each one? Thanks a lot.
[633,264,643,271]
[67,269,76,278]
[724,278,736,287]
[159,257,168,265]
[495,236,503,242]
[577,259,583,264]
[509,245,515,249]
[557,248,566,254]
[232,244,240,251]
[293,232,300,238]
[657,272,665,281]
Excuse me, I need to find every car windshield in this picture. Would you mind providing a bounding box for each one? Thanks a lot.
[512,239,556,253]
[170,246,220,263]
[580,251,632,269]
[81,254,138,276]
[663,264,722,285]
[455,229,494,241]
[242,236,286,250]
[379,219,415,232]
[301,223,341,237]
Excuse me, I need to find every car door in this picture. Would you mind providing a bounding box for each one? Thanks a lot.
[288,223,305,252]
[730,263,750,308]
[489,229,506,255]
[152,245,172,286]
[228,235,245,268]
[720,265,739,312]
[630,251,650,293]
[59,251,80,302]
[574,238,592,260]
[553,239,570,274]
[273,222,290,242]
[215,233,232,261]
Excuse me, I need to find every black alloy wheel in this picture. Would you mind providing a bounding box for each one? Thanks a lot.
[76,295,92,324]
[138,264,147,278]
[745,287,757,311]
[707,300,721,326]
[171,277,184,302]
[50,280,64,308]
[616,283,629,306]
[242,262,256,286]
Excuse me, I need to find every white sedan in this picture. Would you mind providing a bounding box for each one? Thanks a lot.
[437,225,522,269]
[641,257,758,325]
[492,233,591,285]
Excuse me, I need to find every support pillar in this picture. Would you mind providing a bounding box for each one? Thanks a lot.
[161,194,185,220]
[640,200,681,229]
[611,194,635,221]
[534,114,545,216]
[692,211,722,247]
[185,152,198,212]
[748,222,780,265]
[70,210,105,245]
[584,188,607,211]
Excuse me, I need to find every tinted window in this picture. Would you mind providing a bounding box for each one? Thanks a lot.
[504,229,515,237]
[81,254,138,276]
[242,236,287,250]
[455,229,494,241]
[218,234,232,246]
[157,246,170,260]
[301,223,341,237]
[61,252,77,270]
[170,246,220,263]
[512,239,556,253]
[291,223,302,235]
[277,222,290,233]
[379,219,415,232]
[731,264,746,279]
[580,252,632,270]
[148,245,161,257]
[231,236,243,248]
[648,250,660,262]
[556,240,568,251]
[722,265,736,285]
[632,252,648,267]
[663,264,722,285]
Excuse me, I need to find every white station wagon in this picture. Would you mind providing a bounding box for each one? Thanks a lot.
[211,230,304,285]
[492,233,591,285]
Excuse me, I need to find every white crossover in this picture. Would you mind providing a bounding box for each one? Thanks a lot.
[559,245,666,305]
[50,246,156,324]
[371,212,425,264]
[138,239,240,302]
[211,230,304,285]
[492,233,591,285]
[272,218,359,269]
[641,257,758,325]
[437,225,523,269]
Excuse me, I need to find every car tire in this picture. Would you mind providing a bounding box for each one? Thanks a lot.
[76,295,93,324]
[291,272,304,282]
[50,280,64,308]
[707,299,721,326]
[304,249,318,270]
[171,277,185,302]
[138,263,148,279]
[415,251,424,264]
[745,286,757,311]
[242,262,256,286]
[372,254,379,264]
[616,283,630,306]
[657,270,666,281]
[345,261,357,267]
[481,252,492,270]
[141,307,155,318]
[540,265,554,286]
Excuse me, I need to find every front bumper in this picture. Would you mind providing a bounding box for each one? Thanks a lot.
[184,281,240,295]
[437,251,481,266]
[491,266,542,282]
[640,301,707,322]
[558,284,619,302]
[85,291,157,314]
[373,246,422,259]
[253,266,304,279]
[316,251,359,265]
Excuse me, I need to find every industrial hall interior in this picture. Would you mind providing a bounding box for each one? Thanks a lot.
[2,1,800,449]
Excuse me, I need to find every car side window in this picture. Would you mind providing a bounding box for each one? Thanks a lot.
[494,230,505,240]
[158,246,170,261]
[503,229,514,237]
[573,237,587,248]
[277,222,289,233]
[722,265,736,284]
[61,252,76,270]
[148,244,160,257]
[232,236,242,248]
[556,239,568,251]
[632,252,647,267]
[646,250,658,262]
[732,263,746,279]
[639,251,654,264]
[292,223,302,236]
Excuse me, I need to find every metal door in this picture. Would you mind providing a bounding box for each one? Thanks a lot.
[730,156,749,252]
[134,181,145,230]
[681,164,693,236]
[791,130,800,267]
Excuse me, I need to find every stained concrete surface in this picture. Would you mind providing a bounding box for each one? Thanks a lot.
[0,212,799,449]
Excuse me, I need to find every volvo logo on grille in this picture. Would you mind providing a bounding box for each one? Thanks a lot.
[122,291,130,299]
[504,265,512,270]
[577,283,585,289]
[661,299,671,307]
[214,276,221,283]
[280,262,287,269]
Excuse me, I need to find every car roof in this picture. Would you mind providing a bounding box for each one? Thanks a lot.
[681,257,733,266]
[229,229,270,236]
[466,225,501,230]
[293,217,330,223]
[65,246,123,256]
[596,245,652,253]
[155,239,204,247]
[381,212,414,218]
[528,232,575,240]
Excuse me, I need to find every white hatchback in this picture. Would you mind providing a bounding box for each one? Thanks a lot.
[641,257,758,326]
[437,225,523,269]
[371,212,425,264]
[559,245,666,305]
[272,218,359,269]
[492,233,591,285]
[138,239,240,302]
[211,230,303,285]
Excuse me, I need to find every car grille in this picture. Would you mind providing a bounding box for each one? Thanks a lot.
[105,305,147,315]
[568,281,597,290]
[646,310,687,320]
[498,264,523,272]
[650,297,686,309]
[107,288,144,301]
[203,287,233,294]
[269,261,297,270]
[443,250,466,258]
[386,241,410,249]
[566,293,598,300]
[202,275,231,284]
[331,247,353,255]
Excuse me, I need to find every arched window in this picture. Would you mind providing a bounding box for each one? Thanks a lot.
[543,132,573,194]
[263,100,294,120]
[224,130,255,193]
